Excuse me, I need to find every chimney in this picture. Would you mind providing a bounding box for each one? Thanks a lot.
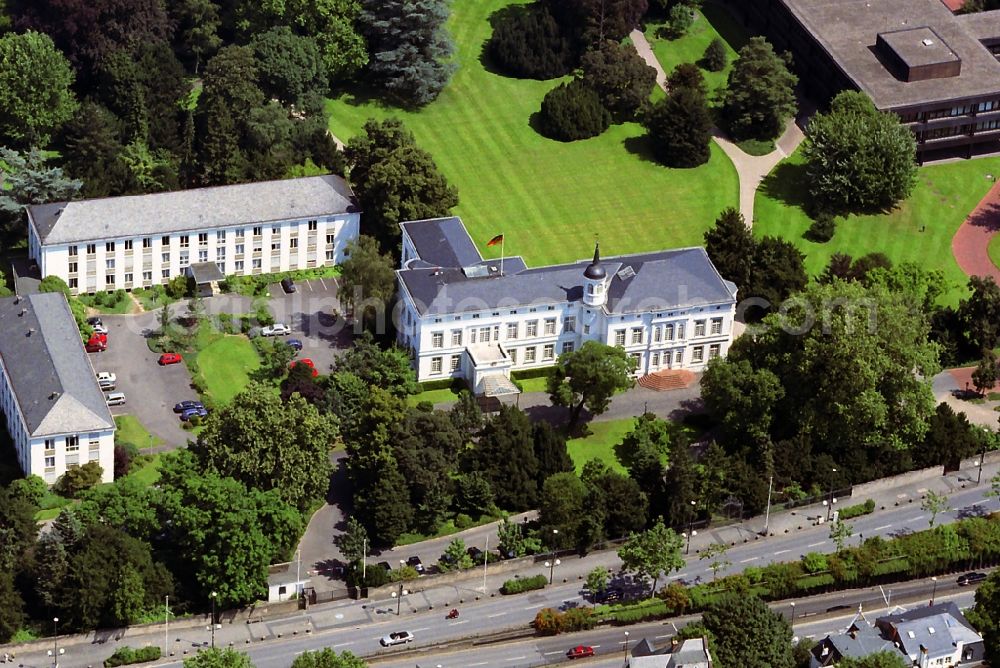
[49,391,59,400]
[27,328,35,336]
[18,308,26,317]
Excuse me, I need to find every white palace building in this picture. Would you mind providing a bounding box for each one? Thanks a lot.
[27,175,360,295]
[395,217,739,394]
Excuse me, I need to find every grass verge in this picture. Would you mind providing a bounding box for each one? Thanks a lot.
[395,513,503,546]
[566,418,635,475]
[754,150,1000,307]
[326,0,738,268]
[989,231,1000,271]
[194,334,260,406]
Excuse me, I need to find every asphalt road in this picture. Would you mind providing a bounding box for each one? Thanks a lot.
[19,480,999,668]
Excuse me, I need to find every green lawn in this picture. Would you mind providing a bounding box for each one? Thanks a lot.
[566,418,635,475]
[989,231,1000,271]
[644,2,749,95]
[75,293,136,314]
[114,415,163,452]
[326,0,738,268]
[407,387,461,406]
[195,335,260,405]
[125,454,162,486]
[754,151,1000,307]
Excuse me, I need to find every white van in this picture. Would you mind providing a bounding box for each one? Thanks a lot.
[105,392,126,406]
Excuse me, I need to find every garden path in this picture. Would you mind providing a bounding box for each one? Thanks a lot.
[951,178,1000,283]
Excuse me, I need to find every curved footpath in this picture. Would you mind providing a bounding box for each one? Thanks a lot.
[951,178,1000,284]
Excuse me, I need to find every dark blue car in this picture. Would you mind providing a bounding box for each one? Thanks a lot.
[179,407,208,421]
[286,338,303,351]
[173,400,204,413]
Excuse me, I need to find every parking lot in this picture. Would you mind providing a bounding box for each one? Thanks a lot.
[265,277,351,373]
[96,311,196,448]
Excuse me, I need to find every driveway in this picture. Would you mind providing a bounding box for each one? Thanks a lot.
[267,277,351,373]
[98,311,195,449]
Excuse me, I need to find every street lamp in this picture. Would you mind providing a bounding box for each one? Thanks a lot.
[827,468,838,521]
[682,529,697,555]
[977,442,988,485]
[544,559,561,584]
[209,591,217,648]
[789,602,796,630]
[391,585,409,615]
[684,501,698,554]
[624,630,630,659]
[931,577,938,606]
[48,617,62,668]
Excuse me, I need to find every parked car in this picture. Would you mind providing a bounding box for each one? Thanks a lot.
[86,334,107,353]
[406,556,425,574]
[180,407,208,421]
[261,323,291,337]
[377,561,392,573]
[289,358,318,377]
[958,572,988,586]
[87,317,103,327]
[95,371,116,390]
[467,546,484,562]
[281,277,297,293]
[286,338,303,351]
[158,353,182,365]
[594,587,624,604]
[380,631,413,647]
[173,400,205,413]
[91,323,109,335]
[105,392,126,406]
[566,646,595,659]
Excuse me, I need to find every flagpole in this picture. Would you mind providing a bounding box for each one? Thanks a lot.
[500,234,504,276]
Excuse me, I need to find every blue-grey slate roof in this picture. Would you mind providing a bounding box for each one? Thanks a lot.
[401,217,485,268]
[0,292,114,437]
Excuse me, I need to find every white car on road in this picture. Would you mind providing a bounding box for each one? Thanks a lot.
[261,323,291,337]
[96,371,117,389]
[380,631,414,647]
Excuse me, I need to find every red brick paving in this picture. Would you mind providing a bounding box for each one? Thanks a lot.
[940,0,965,10]
[949,366,997,392]
[951,180,1000,285]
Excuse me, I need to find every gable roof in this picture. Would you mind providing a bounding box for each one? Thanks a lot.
[29,175,358,246]
[0,292,114,437]
[396,218,736,317]
[878,602,982,659]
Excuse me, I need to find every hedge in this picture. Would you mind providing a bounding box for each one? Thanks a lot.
[418,377,468,392]
[838,498,876,520]
[501,574,548,595]
[104,646,161,667]
[511,367,555,381]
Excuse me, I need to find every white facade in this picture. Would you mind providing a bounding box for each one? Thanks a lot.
[32,215,358,294]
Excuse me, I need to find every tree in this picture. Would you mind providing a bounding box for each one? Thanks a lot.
[56,101,127,198]
[548,341,634,431]
[0,484,38,574]
[701,358,784,445]
[192,383,337,510]
[250,28,328,106]
[334,516,369,563]
[538,79,611,142]
[358,0,456,106]
[829,519,853,552]
[922,490,950,528]
[0,147,82,232]
[748,236,807,307]
[643,84,712,167]
[353,460,413,547]
[702,37,727,72]
[290,649,367,668]
[970,570,1000,666]
[337,236,396,331]
[586,566,610,600]
[580,40,657,119]
[345,119,459,251]
[662,3,694,39]
[166,0,222,72]
[666,62,707,97]
[703,207,753,292]
[539,472,590,550]
[702,594,794,668]
[183,648,256,668]
[441,538,473,570]
[450,390,483,434]
[973,352,999,396]
[958,276,1000,355]
[614,413,671,494]
[617,518,684,595]
[533,421,574,486]
[662,437,698,528]
[0,31,77,147]
[487,4,574,80]
[54,461,104,498]
[545,0,649,44]
[722,37,798,141]
[0,572,25,644]
[915,402,983,470]
[700,542,731,581]
[802,91,917,214]
[471,406,540,510]
[337,332,419,397]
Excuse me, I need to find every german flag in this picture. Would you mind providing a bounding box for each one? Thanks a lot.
[487,234,504,247]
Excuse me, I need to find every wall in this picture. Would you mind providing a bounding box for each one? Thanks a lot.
[852,465,944,497]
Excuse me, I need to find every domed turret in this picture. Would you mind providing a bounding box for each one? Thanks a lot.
[583,243,607,307]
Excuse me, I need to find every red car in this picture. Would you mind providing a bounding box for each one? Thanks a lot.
[158,353,183,365]
[289,358,319,377]
[85,340,105,353]
[567,646,595,659]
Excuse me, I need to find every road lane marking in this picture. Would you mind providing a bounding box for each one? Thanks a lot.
[412,627,429,632]
[319,277,327,290]
[655,634,672,639]
[488,612,508,618]
[332,642,354,648]
[506,656,527,661]
[774,549,790,555]
[873,524,892,531]
[740,557,759,563]
[808,541,825,547]
[451,619,469,625]
[469,662,488,666]
[545,651,563,655]
[522,604,542,610]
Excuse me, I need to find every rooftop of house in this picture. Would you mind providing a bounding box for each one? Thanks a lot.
[877,602,982,659]
[779,0,1000,109]
[397,218,737,317]
[0,292,115,437]
[627,636,712,667]
[812,621,896,665]
[29,175,358,246]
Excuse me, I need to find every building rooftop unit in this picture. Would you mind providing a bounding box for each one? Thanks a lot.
[779,0,1000,108]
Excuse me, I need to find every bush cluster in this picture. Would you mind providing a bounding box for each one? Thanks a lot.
[54,461,104,498]
[486,4,574,80]
[501,574,548,595]
[838,498,876,520]
[103,646,161,667]
[533,606,596,635]
[539,79,610,142]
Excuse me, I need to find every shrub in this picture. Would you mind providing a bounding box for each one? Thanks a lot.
[104,646,161,667]
[39,275,71,296]
[805,211,837,242]
[166,274,191,299]
[113,444,133,478]
[533,607,563,635]
[454,513,473,529]
[539,79,610,142]
[839,498,876,520]
[580,40,658,120]
[702,38,727,72]
[501,574,548,595]
[486,4,575,80]
[660,4,694,39]
[801,552,828,574]
[388,565,420,582]
[54,461,103,498]
[644,86,713,167]
[562,607,596,631]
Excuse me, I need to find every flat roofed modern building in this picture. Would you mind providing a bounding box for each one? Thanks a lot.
[27,175,361,295]
[396,217,738,394]
[0,292,115,484]
[732,0,1000,158]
